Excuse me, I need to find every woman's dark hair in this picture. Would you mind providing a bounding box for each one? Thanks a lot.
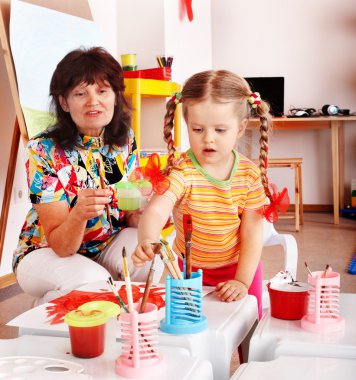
[46,46,131,150]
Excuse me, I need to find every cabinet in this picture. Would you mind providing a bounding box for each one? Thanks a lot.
[124,78,182,154]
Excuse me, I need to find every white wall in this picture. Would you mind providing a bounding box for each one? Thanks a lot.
[211,0,356,204]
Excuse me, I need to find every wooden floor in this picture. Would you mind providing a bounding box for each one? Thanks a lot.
[0,212,355,375]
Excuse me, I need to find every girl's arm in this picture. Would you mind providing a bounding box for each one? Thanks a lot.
[35,188,111,257]
[235,209,264,287]
[216,209,264,302]
[132,193,174,267]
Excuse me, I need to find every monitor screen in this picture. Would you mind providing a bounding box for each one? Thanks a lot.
[244,77,285,117]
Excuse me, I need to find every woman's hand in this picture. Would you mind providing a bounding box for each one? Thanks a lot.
[215,280,248,302]
[125,209,144,228]
[132,239,157,267]
[72,188,112,221]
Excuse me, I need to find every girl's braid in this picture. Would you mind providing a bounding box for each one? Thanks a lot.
[256,100,273,202]
[163,98,177,175]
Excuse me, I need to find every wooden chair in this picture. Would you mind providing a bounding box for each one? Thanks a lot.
[268,158,304,231]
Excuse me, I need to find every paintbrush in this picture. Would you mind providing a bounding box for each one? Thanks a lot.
[323,264,330,278]
[107,277,129,313]
[183,214,192,279]
[96,158,113,233]
[122,247,134,313]
[151,242,177,279]
[139,255,157,313]
[304,261,313,277]
[160,239,183,279]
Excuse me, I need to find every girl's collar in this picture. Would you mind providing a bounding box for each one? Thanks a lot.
[187,149,240,185]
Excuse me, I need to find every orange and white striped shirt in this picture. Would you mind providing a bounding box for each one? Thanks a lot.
[163,149,267,269]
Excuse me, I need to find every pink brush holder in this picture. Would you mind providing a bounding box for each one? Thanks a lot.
[115,303,165,378]
[301,270,345,333]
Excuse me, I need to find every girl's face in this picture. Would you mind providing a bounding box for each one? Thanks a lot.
[59,80,116,137]
[186,99,246,174]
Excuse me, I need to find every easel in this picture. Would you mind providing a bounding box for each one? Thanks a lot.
[0,0,92,286]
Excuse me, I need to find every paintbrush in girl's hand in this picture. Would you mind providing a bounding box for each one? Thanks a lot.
[183,214,192,279]
[160,239,183,280]
[96,158,113,233]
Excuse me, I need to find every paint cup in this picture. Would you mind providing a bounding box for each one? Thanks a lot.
[115,180,152,210]
[115,181,141,210]
[121,53,137,71]
[64,301,120,358]
[78,301,120,349]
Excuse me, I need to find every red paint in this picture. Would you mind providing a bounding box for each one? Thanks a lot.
[69,324,105,358]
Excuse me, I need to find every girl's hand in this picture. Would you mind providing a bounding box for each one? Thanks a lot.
[215,280,248,302]
[132,239,157,267]
[73,188,112,221]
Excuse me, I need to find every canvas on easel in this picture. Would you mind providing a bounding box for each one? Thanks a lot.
[0,0,103,276]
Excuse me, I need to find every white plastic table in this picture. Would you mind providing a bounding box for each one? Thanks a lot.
[0,335,213,380]
[248,293,356,362]
[8,281,258,380]
[231,355,356,380]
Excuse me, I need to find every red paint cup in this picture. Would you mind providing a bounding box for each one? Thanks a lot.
[268,282,309,320]
[65,309,107,358]
[65,301,120,358]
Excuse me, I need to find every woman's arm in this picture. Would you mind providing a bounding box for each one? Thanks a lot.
[132,194,174,267]
[35,188,111,257]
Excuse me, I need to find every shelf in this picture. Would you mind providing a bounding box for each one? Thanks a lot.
[123,78,182,152]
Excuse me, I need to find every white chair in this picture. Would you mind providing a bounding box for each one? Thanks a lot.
[154,220,299,311]
[262,220,298,310]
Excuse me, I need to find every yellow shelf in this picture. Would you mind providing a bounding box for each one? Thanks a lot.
[124,78,182,153]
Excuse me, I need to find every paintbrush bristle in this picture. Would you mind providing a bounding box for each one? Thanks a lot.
[122,246,127,257]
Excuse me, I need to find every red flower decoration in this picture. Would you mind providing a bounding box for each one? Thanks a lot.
[131,153,170,195]
[263,183,290,223]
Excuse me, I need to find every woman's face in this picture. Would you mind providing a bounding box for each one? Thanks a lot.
[59,80,116,137]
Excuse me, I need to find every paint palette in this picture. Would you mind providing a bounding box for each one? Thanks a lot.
[0,356,92,379]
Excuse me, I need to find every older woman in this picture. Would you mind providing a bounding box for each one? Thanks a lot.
[13,47,150,305]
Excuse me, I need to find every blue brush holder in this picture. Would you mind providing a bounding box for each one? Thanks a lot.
[160,269,208,334]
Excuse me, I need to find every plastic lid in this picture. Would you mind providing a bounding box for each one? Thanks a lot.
[64,309,108,328]
[78,300,120,318]
[64,301,120,327]
[115,181,136,190]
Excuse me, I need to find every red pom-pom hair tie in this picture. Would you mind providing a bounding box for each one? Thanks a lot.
[248,92,261,109]
[130,153,170,195]
[263,183,290,223]
[170,91,182,105]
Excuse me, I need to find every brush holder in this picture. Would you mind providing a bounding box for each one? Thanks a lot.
[116,303,165,378]
[160,269,208,334]
[301,269,345,333]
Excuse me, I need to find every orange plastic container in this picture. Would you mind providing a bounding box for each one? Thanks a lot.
[268,283,308,320]
[123,67,171,81]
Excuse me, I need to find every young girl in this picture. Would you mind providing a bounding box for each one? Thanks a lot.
[132,70,281,318]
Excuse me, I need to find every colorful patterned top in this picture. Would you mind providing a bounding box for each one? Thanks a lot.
[163,149,267,269]
[12,129,139,272]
